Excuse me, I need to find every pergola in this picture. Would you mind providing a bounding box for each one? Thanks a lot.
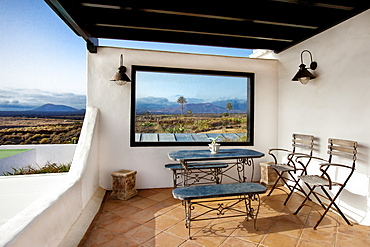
[45,0,370,53]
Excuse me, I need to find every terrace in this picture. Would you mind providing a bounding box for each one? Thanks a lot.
[2,1,370,246]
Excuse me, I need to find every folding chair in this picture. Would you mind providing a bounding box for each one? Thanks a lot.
[267,134,314,205]
[294,138,357,229]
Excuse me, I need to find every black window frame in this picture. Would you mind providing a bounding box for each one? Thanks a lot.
[130,65,254,147]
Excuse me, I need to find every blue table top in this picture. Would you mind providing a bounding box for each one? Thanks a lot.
[173,182,267,200]
[168,148,264,162]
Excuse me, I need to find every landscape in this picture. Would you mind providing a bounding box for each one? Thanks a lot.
[0,104,85,145]
[135,97,249,142]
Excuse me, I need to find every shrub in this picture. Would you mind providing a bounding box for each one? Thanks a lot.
[3,161,71,176]
[140,121,156,127]
[40,138,50,144]
[165,124,187,133]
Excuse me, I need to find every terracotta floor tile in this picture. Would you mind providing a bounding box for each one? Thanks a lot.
[166,206,186,220]
[100,235,139,247]
[337,223,370,238]
[336,232,370,247]
[123,224,158,245]
[112,204,142,218]
[130,198,158,209]
[269,220,303,238]
[145,214,182,231]
[200,219,239,238]
[141,231,185,247]
[146,202,176,217]
[231,220,267,244]
[138,189,158,197]
[297,239,331,247]
[96,211,122,228]
[103,217,141,235]
[152,188,174,195]
[190,235,228,247]
[178,241,204,247]
[261,232,299,247]
[219,237,258,247]
[147,192,173,202]
[101,199,126,212]
[165,221,197,240]
[79,227,117,247]
[300,228,336,246]
[79,188,370,247]
[127,207,157,224]
[304,211,339,230]
[162,196,182,206]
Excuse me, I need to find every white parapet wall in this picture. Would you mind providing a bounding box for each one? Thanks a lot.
[0,173,68,227]
[0,107,100,247]
[0,149,37,175]
[0,144,77,168]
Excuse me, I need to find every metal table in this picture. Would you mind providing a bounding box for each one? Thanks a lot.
[168,148,264,186]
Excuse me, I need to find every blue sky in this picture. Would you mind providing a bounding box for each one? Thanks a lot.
[136,71,248,103]
[0,0,253,111]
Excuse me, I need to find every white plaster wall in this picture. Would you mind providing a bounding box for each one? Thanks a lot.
[0,107,100,247]
[0,149,36,175]
[0,173,67,227]
[88,48,278,189]
[278,9,370,225]
[0,144,76,166]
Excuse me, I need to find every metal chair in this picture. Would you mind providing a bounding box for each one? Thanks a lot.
[267,134,315,205]
[294,138,357,229]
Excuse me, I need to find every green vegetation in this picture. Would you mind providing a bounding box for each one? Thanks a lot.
[0,122,82,145]
[165,124,187,133]
[135,113,247,134]
[3,161,71,176]
[140,122,156,127]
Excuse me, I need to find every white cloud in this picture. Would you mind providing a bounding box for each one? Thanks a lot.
[0,88,86,111]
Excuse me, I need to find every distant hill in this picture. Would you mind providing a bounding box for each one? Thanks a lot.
[153,103,227,114]
[136,97,247,114]
[32,104,78,112]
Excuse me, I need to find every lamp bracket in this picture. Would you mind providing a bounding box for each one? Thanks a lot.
[301,50,317,70]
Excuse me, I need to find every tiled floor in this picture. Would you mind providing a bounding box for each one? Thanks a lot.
[78,187,370,247]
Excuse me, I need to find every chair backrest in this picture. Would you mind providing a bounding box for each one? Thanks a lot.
[323,138,357,187]
[291,134,315,155]
[327,138,357,166]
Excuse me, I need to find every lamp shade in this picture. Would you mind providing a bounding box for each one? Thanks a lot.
[110,54,131,85]
[292,64,316,85]
[110,66,131,85]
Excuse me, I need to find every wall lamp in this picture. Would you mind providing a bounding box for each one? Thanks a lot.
[110,54,131,85]
[292,50,318,84]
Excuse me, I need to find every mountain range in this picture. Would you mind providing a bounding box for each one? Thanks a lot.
[136,97,247,114]
[32,104,80,112]
[0,104,85,117]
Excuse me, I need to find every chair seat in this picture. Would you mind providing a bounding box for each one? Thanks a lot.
[270,164,295,172]
[300,175,340,186]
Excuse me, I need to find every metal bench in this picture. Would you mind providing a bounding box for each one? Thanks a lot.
[165,162,228,187]
[173,182,267,239]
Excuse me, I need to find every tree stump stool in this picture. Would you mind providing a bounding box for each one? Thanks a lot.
[111,169,138,200]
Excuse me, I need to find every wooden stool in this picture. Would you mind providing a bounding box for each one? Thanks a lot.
[111,169,138,200]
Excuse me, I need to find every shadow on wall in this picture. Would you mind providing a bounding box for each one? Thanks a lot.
[0,149,36,175]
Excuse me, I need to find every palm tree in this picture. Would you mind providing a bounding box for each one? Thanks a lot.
[226,102,233,115]
[177,96,187,115]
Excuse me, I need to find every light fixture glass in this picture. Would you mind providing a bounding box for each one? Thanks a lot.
[292,50,317,84]
[110,54,131,85]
